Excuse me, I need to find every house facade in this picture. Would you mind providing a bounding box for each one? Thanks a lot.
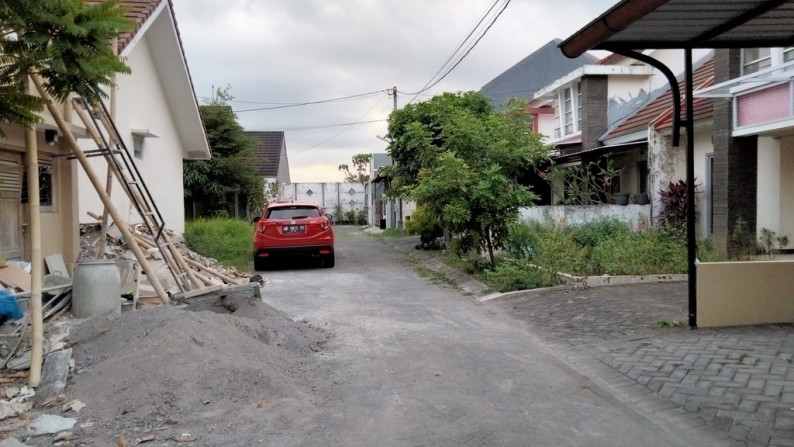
[527,49,712,209]
[77,0,210,236]
[247,130,291,206]
[0,0,209,271]
[695,47,794,255]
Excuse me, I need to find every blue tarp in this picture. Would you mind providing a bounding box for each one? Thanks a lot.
[0,290,24,321]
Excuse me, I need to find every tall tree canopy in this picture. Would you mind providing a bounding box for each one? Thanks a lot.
[0,0,132,135]
[338,153,372,184]
[184,87,263,218]
[386,91,548,266]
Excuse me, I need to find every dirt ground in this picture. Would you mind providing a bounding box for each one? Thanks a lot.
[3,292,329,445]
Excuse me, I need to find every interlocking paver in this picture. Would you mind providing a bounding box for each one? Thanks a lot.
[487,281,794,446]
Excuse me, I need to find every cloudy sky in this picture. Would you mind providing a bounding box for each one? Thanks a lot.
[170,0,617,183]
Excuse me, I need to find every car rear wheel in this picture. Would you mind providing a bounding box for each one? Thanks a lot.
[253,255,269,271]
[322,252,335,268]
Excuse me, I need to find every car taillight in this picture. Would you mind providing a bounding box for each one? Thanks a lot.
[256,222,269,234]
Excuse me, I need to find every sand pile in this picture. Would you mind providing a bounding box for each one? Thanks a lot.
[56,296,328,445]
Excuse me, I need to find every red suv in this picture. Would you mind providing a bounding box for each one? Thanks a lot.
[252,201,335,270]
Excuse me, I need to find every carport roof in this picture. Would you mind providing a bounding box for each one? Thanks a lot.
[560,0,794,58]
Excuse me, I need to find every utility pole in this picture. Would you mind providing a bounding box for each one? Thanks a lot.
[386,86,403,229]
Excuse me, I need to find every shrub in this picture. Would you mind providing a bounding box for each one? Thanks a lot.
[406,206,444,250]
[590,230,686,275]
[504,221,541,260]
[572,218,632,248]
[658,180,690,235]
[532,222,588,275]
[482,258,556,292]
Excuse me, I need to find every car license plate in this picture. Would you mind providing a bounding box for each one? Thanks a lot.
[283,225,305,233]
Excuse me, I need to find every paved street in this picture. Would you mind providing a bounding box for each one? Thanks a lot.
[388,232,794,446]
[260,226,731,446]
[485,283,794,447]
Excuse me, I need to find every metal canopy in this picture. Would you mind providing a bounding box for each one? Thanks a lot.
[560,0,794,58]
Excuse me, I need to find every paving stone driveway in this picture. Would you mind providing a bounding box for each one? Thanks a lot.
[488,282,794,447]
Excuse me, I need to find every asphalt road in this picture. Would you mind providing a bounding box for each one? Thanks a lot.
[260,225,728,446]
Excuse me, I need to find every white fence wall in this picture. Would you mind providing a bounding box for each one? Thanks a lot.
[282,182,367,217]
[519,205,652,231]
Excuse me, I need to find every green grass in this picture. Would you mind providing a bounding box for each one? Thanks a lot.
[437,218,725,294]
[184,217,253,271]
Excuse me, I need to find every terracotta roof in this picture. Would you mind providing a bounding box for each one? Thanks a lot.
[604,57,714,140]
[247,131,285,177]
[598,53,629,65]
[85,0,163,53]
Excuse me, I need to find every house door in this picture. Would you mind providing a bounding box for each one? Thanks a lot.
[0,153,24,260]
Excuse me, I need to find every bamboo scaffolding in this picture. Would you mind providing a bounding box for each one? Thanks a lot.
[89,103,202,291]
[29,73,170,305]
[71,100,202,291]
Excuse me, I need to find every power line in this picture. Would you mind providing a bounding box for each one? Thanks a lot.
[233,89,387,112]
[404,0,512,103]
[291,94,388,154]
[405,0,502,97]
[256,118,387,133]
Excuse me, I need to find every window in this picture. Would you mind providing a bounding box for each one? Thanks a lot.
[133,136,144,158]
[742,47,794,75]
[21,159,54,211]
[555,82,580,139]
[637,161,648,194]
[742,48,771,74]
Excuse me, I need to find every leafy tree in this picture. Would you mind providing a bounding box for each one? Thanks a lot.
[0,0,132,135]
[338,153,372,184]
[184,86,263,219]
[387,92,548,266]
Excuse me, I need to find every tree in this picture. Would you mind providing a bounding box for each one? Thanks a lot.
[0,0,132,135]
[338,153,372,184]
[184,86,264,219]
[387,92,548,267]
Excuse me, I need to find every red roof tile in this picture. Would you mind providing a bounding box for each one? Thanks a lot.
[86,0,164,53]
[605,58,714,140]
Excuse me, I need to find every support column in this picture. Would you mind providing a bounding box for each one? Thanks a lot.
[712,48,758,258]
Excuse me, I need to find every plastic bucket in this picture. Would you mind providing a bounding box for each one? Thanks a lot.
[72,260,121,318]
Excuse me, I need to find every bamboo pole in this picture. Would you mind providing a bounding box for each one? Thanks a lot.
[30,73,170,305]
[128,233,213,286]
[96,37,119,260]
[184,257,241,285]
[23,120,43,387]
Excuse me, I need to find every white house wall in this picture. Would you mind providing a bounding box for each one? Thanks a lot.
[757,136,781,240]
[77,33,188,234]
[648,127,712,239]
[758,135,794,248]
[692,130,712,239]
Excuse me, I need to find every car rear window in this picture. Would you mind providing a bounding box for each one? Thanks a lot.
[266,206,321,219]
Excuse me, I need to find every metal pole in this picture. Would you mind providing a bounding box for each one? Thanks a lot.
[685,48,697,329]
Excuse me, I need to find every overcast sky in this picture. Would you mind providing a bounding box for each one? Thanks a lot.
[170,0,617,183]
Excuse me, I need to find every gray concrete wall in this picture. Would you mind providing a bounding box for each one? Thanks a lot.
[282,182,366,220]
[519,204,652,231]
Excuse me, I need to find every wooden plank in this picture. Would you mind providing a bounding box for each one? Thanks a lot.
[0,265,31,292]
[171,284,224,300]
[34,348,73,405]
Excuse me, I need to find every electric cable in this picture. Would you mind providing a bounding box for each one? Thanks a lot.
[233,89,386,112]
